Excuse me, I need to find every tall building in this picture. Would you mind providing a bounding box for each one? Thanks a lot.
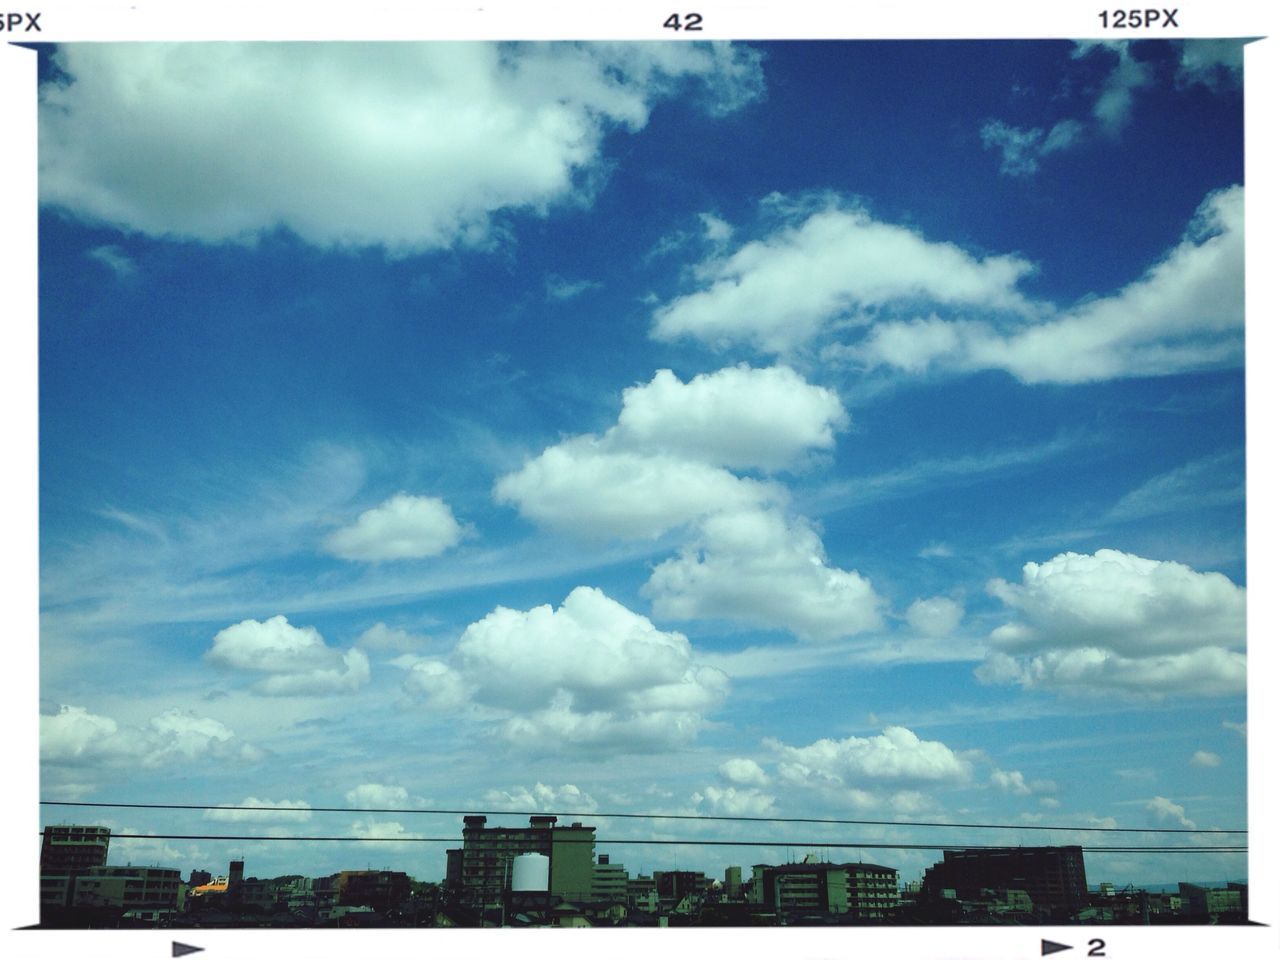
[921,846,1087,918]
[40,825,110,872]
[337,870,412,911]
[454,815,596,908]
[724,866,742,900]
[40,825,112,911]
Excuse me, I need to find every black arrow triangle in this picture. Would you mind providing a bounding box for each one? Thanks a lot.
[1041,941,1072,957]
[172,943,205,958]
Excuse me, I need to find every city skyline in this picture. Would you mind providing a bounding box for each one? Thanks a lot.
[35,38,1248,890]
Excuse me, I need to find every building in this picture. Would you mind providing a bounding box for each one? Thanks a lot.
[1178,882,1246,919]
[453,815,596,908]
[337,870,412,912]
[724,866,742,900]
[758,861,899,920]
[41,825,111,872]
[626,875,658,912]
[654,870,708,903]
[592,855,628,904]
[921,846,1087,919]
[71,865,182,913]
[40,825,113,912]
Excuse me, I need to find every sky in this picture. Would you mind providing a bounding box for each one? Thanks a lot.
[32,37,1251,889]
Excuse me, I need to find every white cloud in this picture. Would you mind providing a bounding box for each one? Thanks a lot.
[719,757,770,788]
[980,119,1085,177]
[990,769,1033,795]
[1074,42,1155,136]
[86,243,136,278]
[614,365,848,472]
[699,212,734,243]
[406,587,728,753]
[905,596,964,637]
[402,659,474,711]
[496,364,850,540]
[977,549,1245,697]
[356,622,429,652]
[493,426,782,541]
[41,704,263,768]
[855,186,1243,383]
[482,783,598,812]
[1177,39,1244,90]
[644,507,883,642]
[206,615,372,695]
[325,493,465,561]
[652,196,1036,354]
[345,783,418,809]
[768,726,974,790]
[204,797,313,823]
[545,275,601,301]
[40,42,764,254]
[1190,750,1222,768]
[1146,795,1196,830]
[692,785,776,816]
[1223,720,1246,739]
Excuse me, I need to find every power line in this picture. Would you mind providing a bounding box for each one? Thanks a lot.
[90,832,1246,853]
[38,800,1247,836]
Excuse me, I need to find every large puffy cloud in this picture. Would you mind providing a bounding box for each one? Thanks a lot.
[643,508,883,642]
[402,587,728,752]
[325,493,465,561]
[976,549,1246,697]
[40,42,764,253]
[612,365,848,472]
[41,705,263,768]
[495,364,841,540]
[652,196,1037,354]
[206,615,371,695]
[853,185,1243,383]
[495,437,779,540]
[769,727,974,788]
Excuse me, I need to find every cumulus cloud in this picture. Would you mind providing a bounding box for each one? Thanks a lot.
[990,769,1033,795]
[1146,795,1196,829]
[853,186,1243,383]
[768,726,974,792]
[613,365,848,472]
[652,195,1037,354]
[40,42,764,254]
[719,757,770,788]
[204,797,312,823]
[41,704,263,768]
[644,507,883,642]
[482,782,598,812]
[496,363,842,540]
[905,596,964,637]
[976,549,1246,697]
[206,615,372,695]
[692,785,776,816]
[403,587,729,753]
[1190,751,1222,768]
[495,437,780,540]
[325,493,465,561]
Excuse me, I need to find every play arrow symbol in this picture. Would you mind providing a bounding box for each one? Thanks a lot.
[1041,941,1072,956]
[172,943,205,958]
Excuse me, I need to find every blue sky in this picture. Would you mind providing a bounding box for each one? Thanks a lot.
[35,38,1249,888]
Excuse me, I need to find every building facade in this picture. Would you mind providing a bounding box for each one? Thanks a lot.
[759,861,899,920]
[921,846,1087,918]
[452,815,596,908]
